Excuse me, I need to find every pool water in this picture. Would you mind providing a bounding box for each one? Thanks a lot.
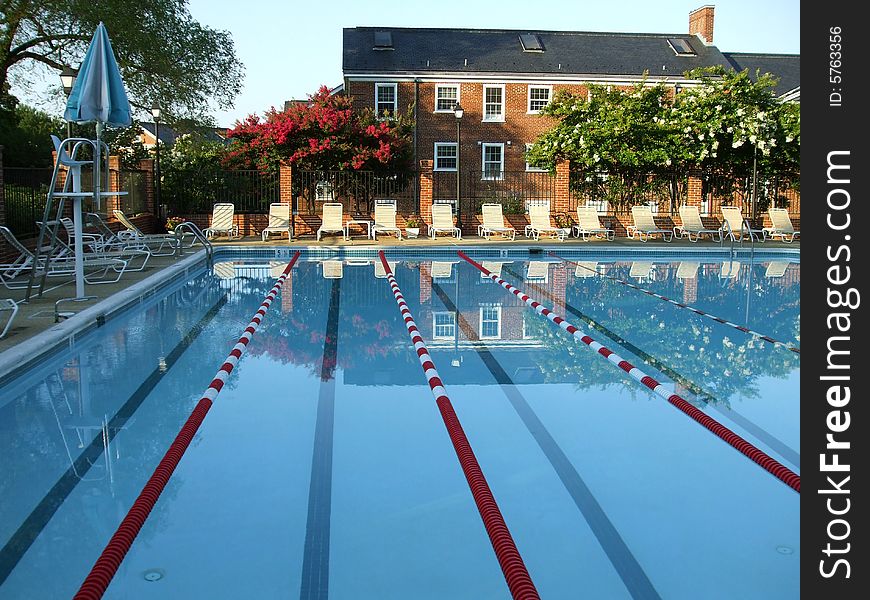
[0,253,800,599]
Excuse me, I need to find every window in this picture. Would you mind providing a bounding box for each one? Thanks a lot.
[434,143,458,171]
[519,34,545,52]
[667,38,696,56]
[375,83,397,117]
[646,200,660,215]
[315,180,333,202]
[586,199,610,214]
[481,143,504,180]
[528,86,551,113]
[482,85,505,121]
[525,143,548,172]
[479,304,502,339]
[433,312,456,340]
[435,84,460,112]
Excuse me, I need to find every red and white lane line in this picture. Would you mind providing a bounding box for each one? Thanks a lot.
[458,251,800,494]
[552,253,800,355]
[74,252,302,600]
[377,251,540,600]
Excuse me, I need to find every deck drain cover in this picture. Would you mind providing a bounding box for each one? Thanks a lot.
[776,546,794,555]
[143,569,165,581]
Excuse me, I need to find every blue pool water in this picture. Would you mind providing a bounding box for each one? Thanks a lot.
[0,251,799,599]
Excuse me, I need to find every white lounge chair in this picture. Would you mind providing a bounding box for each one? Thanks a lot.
[372,203,402,240]
[674,206,722,242]
[573,206,614,241]
[720,206,765,242]
[112,209,180,256]
[478,203,516,240]
[57,218,151,271]
[763,208,800,243]
[527,205,566,240]
[317,203,346,241]
[428,204,461,239]
[626,206,673,242]
[261,203,291,241]
[1,298,18,338]
[203,203,239,240]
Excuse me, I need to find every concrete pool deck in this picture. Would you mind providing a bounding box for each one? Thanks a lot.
[0,234,800,359]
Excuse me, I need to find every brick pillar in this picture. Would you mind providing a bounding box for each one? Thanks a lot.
[686,172,703,207]
[106,155,122,214]
[554,160,571,215]
[138,158,155,215]
[0,145,5,226]
[419,160,433,222]
[279,162,294,236]
[420,262,432,304]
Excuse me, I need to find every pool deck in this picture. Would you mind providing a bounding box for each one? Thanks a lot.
[0,234,799,359]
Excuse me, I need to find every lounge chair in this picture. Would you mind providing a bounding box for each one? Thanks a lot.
[574,261,599,278]
[480,261,507,279]
[58,218,151,271]
[112,209,181,256]
[322,260,344,279]
[428,204,461,240]
[626,206,673,242]
[527,205,567,240]
[629,261,654,281]
[765,261,790,278]
[676,261,700,280]
[371,203,402,240]
[720,206,765,242]
[431,261,456,279]
[674,206,722,242]
[1,298,18,338]
[261,203,291,242]
[526,261,550,281]
[213,261,235,279]
[203,203,239,240]
[317,203,346,241]
[573,206,615,241]
[58,216,104,250]
[478,203,516,240]
[374,260,397,278]
[763,208,800,243]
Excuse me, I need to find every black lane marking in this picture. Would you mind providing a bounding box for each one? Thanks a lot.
[0,293,229,585]
[299,277,341,600]
[432,282,662,600]
[507,267,801,469]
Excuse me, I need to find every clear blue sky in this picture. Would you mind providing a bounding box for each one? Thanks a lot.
[187,0,800,127]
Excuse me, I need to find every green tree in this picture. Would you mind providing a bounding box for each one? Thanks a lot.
[0,102,64,166]
[0,0,243,121]
[161,132,231,214]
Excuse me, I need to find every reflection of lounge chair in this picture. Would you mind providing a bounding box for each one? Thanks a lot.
[629,261,654,281]
[374,260,397,278]
[720,206,765,242]
[317,203,346,241]
[428,204,461,240]
[112,210,180,256]
[528,205,566,240]
[574,261,599,278]
[261,203,291,241]
[573,207,614,241]
[526,261,549,281]
[322,261,344,279]
[763,208,800,243]
[481,261,506,279]
[676,261,700,280]
[765,261,789,278]
[203,203,239,239]
[431,261,455,279]
[213,261,235,279]
[626,206,673,242]
[372,203,402,240]
[270,261,288,278]
[1,298,18,338]
[674,206,721,242]
[479,203,516,240]
[720,261,741,279]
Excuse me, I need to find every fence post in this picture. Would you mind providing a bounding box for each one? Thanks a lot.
[0,145,5,227]
[554,159,571,215]
[686,171,703,208]
[418,160,433,223]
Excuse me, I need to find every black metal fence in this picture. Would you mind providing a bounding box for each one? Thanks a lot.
[2,167,54,237]
[293,170,417,216]
[568,169,688,215]
[433,170,556,217]
[118,170,148,214]
[163,168,279,214]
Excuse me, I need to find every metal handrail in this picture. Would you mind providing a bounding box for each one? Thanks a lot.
[174,221,213,261]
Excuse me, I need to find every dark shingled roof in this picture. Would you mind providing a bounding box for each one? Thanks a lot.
[343,27,735,78]
[141,123,229,146]
[722,53,800,96]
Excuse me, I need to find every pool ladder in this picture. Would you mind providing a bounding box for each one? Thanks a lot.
[174,221,213,262]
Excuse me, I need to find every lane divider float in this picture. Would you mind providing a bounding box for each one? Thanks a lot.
[377,251,540,600]
[74,251,301,600]
[458,251,800,494]
[552,253,800,355]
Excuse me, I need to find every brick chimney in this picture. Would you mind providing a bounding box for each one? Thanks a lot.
[689,5,715,44]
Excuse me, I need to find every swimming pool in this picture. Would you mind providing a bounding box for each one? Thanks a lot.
[0,248,800,599]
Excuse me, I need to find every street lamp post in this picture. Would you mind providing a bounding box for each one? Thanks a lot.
[454,103,464,230]
[59,67,78,149]
[151,103,162,219]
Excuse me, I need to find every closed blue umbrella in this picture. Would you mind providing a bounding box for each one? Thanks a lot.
[63,22,132,297]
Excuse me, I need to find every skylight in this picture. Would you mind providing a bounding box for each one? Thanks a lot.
[668,38,696,56]
[519,34,545,52]
[373,31,393,50]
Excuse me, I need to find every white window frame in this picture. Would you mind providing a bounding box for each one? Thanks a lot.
[585,199,610,215]
[527,85,552,113]
[433,311,456,340]
[646,200,660,215]
[375,83,398,117]
[434,142,458,172]
[525,143,548,172]
[479,304,502,339]
[482,84,505,122]
[481,143,505,180]
[435,84,461,113]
